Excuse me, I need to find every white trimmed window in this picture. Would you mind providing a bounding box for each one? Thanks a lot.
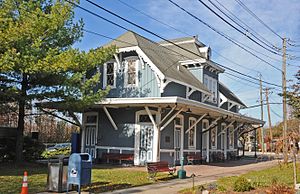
[202,119,209,131]
[124,57,139,87]
[103,62,116,88]
[229,125,234,148]
[211,126,217,149]
[188,117,196,149]
[203,74,217,103]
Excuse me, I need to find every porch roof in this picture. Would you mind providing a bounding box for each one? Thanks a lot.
[93,97,264,125]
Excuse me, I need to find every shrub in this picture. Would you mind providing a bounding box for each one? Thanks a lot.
[233,176,253,192]
[41,147,71,159]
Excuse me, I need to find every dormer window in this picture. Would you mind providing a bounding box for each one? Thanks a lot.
[103,62,116,88]
[124,57,139,87]
[203,74,217,103]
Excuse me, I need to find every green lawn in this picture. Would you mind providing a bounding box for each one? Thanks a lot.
[0,163,174,193]
[179,163,299,193]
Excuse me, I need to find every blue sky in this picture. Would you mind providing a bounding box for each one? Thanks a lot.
[73,0,300,126]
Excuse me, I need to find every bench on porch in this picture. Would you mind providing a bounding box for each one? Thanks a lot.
[102,153,134,164]
[146,161,176,178]
[187,153,204,165]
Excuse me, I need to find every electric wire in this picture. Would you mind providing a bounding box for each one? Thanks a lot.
[116,0,268,73]
[67,0,282,88]
[167,0,282,72]
[234,0,283,40]
[213,0,279,49]
[198,0,281,55]
[81,0,283,87]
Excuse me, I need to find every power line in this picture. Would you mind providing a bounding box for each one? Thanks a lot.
[234,0,283,40]
[213,0,279,50]
[167,0,282,72]
[116,0,191,37]
[198,0,281,55]
[116,0,268,74]
[68,0,282,88]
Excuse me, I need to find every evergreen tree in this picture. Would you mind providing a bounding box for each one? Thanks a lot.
[0,0,115,162]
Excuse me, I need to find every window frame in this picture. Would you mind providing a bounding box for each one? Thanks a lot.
[124,57,139,87]
[103,61,117,88]
[188,117,197,149]
[229,125,234,149]
[203,74,218,103]
[211,126,217,149]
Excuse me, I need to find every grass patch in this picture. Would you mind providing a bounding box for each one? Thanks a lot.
[179,163,299,193]
[0,163,175,193]
[217,163,299,192]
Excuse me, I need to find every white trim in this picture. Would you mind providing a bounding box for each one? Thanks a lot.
[145,106,159,162]
[96,145,134,151]
[183,150,201,152]
[220,123,227,159]
[160,106,177,126]
[217,120,235,136]
[211,126,217,149]
[229,125,234,149]
[160,149,175,152]
[203,74,218,103]
[83,112,98,155]
[206,116,222,131]
[173,114,184,162]
[188,117,197,149]
[160,39,196,46]
[124,56,139,88]
[161,108,184,131]
[103,106,118,130]
[202,119,210,162]
[103,61,117,89]
[96,97,264,124]
[118,46,165,80]
[113,54,121,69]
[186,113,208,134]
[135,109,159,165]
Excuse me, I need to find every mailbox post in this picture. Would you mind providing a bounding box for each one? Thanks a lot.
[67,153,92,194]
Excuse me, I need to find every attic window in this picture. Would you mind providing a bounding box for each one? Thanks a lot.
[103,62,116,88]
[124,57,139,87]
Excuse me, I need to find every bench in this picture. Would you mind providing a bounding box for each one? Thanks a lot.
[102,153,134,164]
[187,153,203,165]
[146,161,176,178]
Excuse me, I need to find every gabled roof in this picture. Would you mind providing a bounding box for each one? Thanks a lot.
[103,31,210,94]
[219,82,246,107]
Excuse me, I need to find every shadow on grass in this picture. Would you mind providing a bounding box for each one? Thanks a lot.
[0,162,47,176]
[82,182,132,193]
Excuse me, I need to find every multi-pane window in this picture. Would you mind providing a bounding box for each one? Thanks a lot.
[229,126,234,148]
[203,75,217,103]
[103,62,116,88]
[211,127,217,149]
[188,118,196,149]
[126,59,137,86]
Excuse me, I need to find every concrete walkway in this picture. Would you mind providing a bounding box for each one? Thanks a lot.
[103,159,278,194]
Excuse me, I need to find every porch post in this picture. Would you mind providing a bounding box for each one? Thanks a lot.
[145,106,160,162]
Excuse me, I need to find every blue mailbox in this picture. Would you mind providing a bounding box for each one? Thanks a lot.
[67,153,92,193]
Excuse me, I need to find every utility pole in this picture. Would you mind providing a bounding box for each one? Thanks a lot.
[265,88,273,152]
[259,74,264,153]
[282,38,288,163]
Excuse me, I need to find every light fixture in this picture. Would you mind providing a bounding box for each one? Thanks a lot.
[186,108,192,113]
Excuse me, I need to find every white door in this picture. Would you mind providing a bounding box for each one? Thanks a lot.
[85,125,97,158]
[221,131,227,159]
[174,116,183,164]
[140,124,154,164]
[174,128,181,161]
[202,132,207,159]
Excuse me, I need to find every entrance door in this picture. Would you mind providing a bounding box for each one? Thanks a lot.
[174,128,181,161]
[221,129,227,159]
[85,125,97,158]
[139,124,154,165]
[174,115,183,164]
[84,113,98,159]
